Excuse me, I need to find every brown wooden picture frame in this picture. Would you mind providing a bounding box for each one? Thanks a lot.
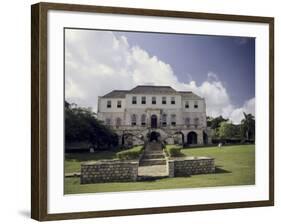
[31,2,274,221]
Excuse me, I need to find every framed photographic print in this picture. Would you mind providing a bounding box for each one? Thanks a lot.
[31,2,274,221]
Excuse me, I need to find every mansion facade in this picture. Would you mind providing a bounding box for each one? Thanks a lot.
[97,85,211,147]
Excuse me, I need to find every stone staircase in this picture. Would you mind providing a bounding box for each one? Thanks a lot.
[139,142,166,166]
[138,142,168,180]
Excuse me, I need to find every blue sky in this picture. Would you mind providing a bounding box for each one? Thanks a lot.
[65,28,255,123]
[116,31,255,107]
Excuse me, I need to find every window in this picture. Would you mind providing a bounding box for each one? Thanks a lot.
[161,114,167,127]
[141,96,146,104]
[171,97,175,104]
[185,101,189,108]
[141,114,146,126]
[194,118,199,128]
[107,100,111,108]
[116,118,121,127]
[194,101,198,108]
[117,100,122,108]
[105,118,111,126]
[132,96,137,104]
[171,114,176,126]
[162,96,166,104]
[185,117,190,126]
[131,114,137,126]
[152,96,156,104]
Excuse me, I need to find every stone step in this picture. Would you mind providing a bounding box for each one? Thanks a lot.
[138,164,168,180]
[145,150,164,154]
[143,153,165,159]
[147,149,163,152]
[148,144,162,148]
[140,158,167,166]
[146,147,163,151]
[146,143,163,151]
[145,152,163,157]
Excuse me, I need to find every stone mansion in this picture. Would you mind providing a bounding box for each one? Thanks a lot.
[97,85,210,147]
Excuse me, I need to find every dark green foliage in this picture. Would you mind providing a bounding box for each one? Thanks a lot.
[116,146,144,160]
[218,122,236,139]
[207,116,228,129]
[65,101,118,151]
[208,114,255,144]
[241,112,255,141]
[166,146,183,157]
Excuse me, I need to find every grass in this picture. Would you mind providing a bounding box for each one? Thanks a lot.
[65,146,143,173]
[65,151,117,173]
[164,144,184,157]
[64,144,255,194]
[116,145,144,160]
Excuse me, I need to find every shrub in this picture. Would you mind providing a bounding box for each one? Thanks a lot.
[116,146,144,160]
[168,147,182,157]
[165,145,183,157]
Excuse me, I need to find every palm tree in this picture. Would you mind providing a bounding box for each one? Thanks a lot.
[241,112,255,141]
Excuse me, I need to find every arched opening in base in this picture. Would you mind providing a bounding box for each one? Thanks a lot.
[187,131,197,145]
[149,131,160,142]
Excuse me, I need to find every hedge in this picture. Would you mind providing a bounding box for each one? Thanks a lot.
[116,146,144,160]
[165,145,183,157]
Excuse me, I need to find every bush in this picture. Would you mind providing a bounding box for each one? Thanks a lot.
[116,146,144,160]
[165,145,183,157]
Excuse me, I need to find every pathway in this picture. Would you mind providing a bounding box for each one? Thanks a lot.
[138,142,168,180]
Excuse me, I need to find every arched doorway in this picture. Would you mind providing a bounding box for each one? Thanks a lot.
[203,131,208,144]
[151,114,157,128]
[187,131,197,144]
[150,131,160,142]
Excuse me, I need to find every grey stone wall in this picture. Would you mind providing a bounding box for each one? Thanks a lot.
[168,157,215,177]
[80,160,139,184]
[167,160,175,178]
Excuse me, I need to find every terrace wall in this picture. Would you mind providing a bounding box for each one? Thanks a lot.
[80,160,138,184]
[167,157,215,177]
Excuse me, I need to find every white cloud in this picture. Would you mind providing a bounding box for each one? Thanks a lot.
[228,98,255,124]
[65,29,254,123]
[207,72,219,82]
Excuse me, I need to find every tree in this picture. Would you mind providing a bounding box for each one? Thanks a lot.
[241,112,255,141]
[65,101,118,151]
[207,116,229,139]
[206,116,213,127]
[209,116,228,129]
[218,121,236,140]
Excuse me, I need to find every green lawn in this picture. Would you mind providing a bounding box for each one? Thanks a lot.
[64,144,255,194]
[65,146,143,173]
[65,151,117,173]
